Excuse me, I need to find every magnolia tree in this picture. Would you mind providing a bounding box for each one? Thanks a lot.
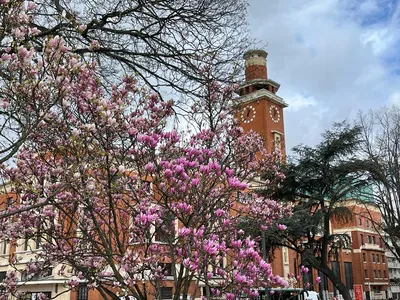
[0,0,250,165]
[0,8,290,300]
[0,0,55,163]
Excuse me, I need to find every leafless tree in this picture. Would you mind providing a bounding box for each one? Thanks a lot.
[358,106,400,260]
[32,0,250,97]
[0,0,251,165]
[0,0,58,165]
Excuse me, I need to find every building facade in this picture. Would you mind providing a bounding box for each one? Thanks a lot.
[329,202,389,300]
[236,50,390,300]
[0,50,391,300]
[236,49,292,280]
[387,239,400,299]
[0,192,74,299]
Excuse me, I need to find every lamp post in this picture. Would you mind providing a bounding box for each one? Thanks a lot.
[368,282,371,300]
[261,231,270,300]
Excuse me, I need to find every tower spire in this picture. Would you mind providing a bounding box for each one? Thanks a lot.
[238,49,281,96]
[243,49,268,81]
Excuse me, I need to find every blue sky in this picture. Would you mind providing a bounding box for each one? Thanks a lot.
[248,0,400,151]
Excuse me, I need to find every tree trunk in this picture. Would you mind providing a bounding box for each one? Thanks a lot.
[318,266,352,300]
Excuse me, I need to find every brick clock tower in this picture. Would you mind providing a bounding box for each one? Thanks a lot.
[237,50,288,156]
[237,50,292,280]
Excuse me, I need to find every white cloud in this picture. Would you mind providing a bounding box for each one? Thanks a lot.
[359,0,380,16]
[361,28,395,55]
[354,63,386,85]
[247,0,400,151]
[285,95,318,112]
[360,1,400,56]
[388,92,400,105]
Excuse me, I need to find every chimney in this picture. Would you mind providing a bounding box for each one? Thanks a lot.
[243,49,268,82]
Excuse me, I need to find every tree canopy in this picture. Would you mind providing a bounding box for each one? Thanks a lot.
[31,0,249,96]
[0,0,251,165]
[358,106,400,261]
[260,123,371,300]
[0,9,289,299]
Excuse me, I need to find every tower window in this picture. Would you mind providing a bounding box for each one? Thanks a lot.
[273,132,282,150]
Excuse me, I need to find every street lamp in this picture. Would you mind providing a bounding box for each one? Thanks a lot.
[261,231,270,300]
[368,282,371,300]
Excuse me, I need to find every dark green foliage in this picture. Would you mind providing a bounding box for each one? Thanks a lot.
[259,122,370,300]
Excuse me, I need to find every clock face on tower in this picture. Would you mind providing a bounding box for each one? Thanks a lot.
[240,105,256,124]
[269,104,281,123]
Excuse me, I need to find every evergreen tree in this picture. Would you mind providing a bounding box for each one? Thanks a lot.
[260,123,370,300]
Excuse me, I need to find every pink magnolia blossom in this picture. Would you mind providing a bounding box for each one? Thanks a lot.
[89,40,100,50]
[191,178,200,186]
[277,223,287,231]
[0,14,291,299]
[26,1,36,10]
[301,265,309,274]
[77,24,87,32]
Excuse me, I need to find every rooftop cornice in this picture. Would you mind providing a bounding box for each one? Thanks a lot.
[243,49,268,59]
[241,89,288,108]
[239,78,281,89]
